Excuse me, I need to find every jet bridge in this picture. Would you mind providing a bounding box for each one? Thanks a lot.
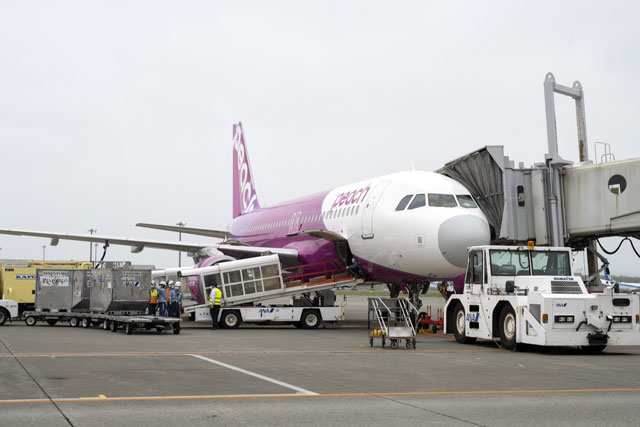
[438,73,640,287]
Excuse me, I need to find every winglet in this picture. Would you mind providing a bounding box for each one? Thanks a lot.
[233,122,261,218]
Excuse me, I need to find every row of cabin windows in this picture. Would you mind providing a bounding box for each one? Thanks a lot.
[238,205,361,234]
[395,193,478,211]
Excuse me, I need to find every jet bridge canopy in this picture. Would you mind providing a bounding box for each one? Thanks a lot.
[437,146,533,244]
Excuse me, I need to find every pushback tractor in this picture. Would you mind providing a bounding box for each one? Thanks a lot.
[445,244,640,352]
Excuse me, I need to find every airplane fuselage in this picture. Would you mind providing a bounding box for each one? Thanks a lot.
[227,171,490,283]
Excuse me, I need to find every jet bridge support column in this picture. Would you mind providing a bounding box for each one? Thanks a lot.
[543,72,599,287]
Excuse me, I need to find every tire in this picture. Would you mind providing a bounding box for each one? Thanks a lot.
[111,321,118,332]
[81,318,91,328]
[391,339,398,349]
[125,323,133,335]
[104,320,110,330]
[499,304,518,351]
[172,323,181,335]
[220,310,241,329]
[453,304,476,344]
[580,345,607,354]
[431,324,438,334]
[301,310,321,329]
[69,317,79,328]
[0,308,8,326]
[25,316,37,326]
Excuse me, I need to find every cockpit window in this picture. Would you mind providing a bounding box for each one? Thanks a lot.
[457,195,478,208]
[408,194,426,210]
[428,194,457,207]
[395,195,413,211]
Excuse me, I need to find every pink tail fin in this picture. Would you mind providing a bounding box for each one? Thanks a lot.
[233,122,260,218]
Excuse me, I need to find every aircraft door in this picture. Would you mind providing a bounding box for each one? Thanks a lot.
[361,181,390,239]
[288,211,303,234]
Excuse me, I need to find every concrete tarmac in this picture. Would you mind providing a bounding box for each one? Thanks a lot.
[1,296,639,426]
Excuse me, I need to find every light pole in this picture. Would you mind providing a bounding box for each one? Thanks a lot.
[42,245,46,260]
[176,221,186,267]
[88,228,98,262]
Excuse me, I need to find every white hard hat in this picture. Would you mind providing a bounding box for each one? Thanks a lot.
[168,280,175,286]
[175,281,182,288]
[160,280,166,286]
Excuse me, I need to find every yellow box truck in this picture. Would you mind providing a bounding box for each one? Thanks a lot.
[0,260,92,314]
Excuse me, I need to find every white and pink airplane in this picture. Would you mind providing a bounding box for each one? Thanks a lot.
[0,123,490,306]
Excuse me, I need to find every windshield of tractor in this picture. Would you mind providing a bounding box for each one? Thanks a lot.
[489,250,531,276]
[531,251,572,276]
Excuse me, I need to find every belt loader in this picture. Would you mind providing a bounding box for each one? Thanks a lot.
[445,244,640,352]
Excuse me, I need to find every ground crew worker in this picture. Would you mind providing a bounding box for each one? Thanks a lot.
[156,281,168,316]
[209,282,222,329]
[148,281,159,315]
[166,280,174,309]
[168,283,177,317]
[171,282,183,318]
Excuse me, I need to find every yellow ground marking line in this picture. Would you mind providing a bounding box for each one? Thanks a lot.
[2,387,639,404]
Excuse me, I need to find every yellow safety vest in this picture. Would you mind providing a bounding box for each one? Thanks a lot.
[209,287,222,306]
[150,288,158,303]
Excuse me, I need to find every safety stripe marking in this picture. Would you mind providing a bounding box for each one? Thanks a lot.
[1,387,639,404]
[190,354,317,395]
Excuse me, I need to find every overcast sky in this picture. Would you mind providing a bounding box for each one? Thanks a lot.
[1,1,639,275]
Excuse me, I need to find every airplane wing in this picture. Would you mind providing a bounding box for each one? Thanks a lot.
[0,228,299,266]
[136,223,230,239]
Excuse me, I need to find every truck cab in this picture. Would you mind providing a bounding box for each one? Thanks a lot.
[0,299,19,326]
[444,244,640,351]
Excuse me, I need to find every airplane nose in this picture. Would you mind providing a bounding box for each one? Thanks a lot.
[438,215,491,268]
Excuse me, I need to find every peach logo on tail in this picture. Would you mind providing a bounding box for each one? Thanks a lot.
[234,127,258,213]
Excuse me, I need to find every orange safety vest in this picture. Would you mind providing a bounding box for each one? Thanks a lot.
[150,288,158,304]
[166,288,171,303]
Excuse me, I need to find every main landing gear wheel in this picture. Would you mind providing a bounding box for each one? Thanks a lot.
[453,304,476,344]
[499,304,518,351]
[69,317,79,328]
[301,310,321,329]
[25,316,37,326]
[221,310,241,329]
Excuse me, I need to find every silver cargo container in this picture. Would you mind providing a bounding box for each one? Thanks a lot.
[35,269,92,312]
[89,269,151,314]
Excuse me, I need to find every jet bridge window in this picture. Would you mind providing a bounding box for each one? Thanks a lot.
[408,194,426,210]
[456,195,478,208]
[395,195,413,211]
[531,251,571,276]
[428,194,457,207]
[490,250,531,276]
